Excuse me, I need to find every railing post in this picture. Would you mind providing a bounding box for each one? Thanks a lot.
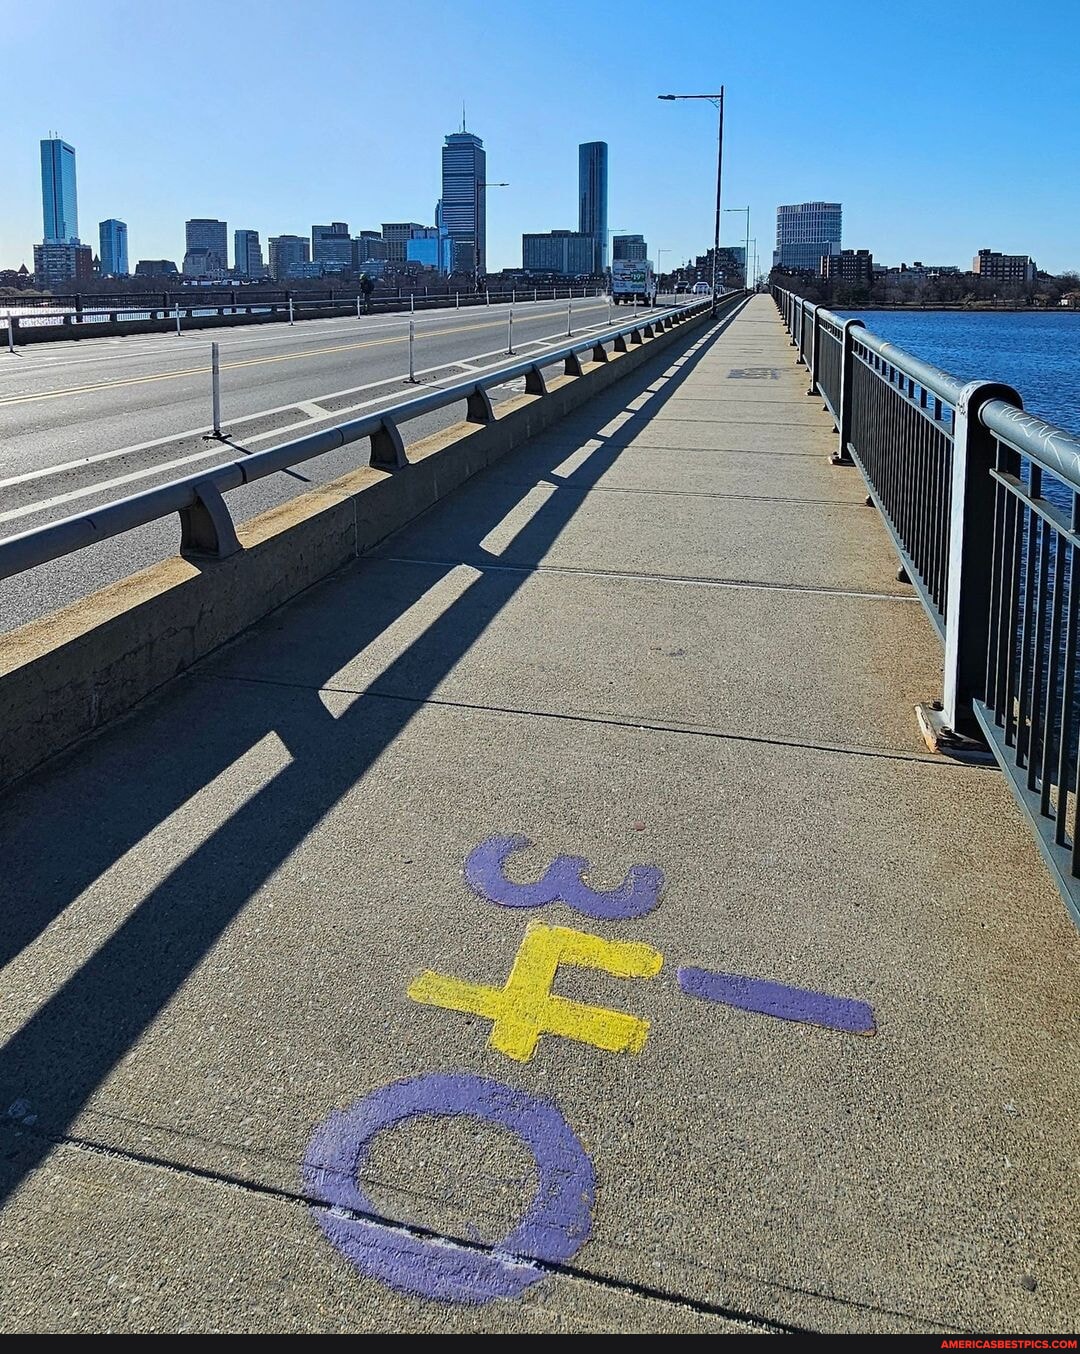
[939,381,1024,738]
[210,341,223,438]
[407,318,417,382]
[833,319,865,465]
[808,305,823,395]
[506,306,514,355]
[6,314,14,353]
[175,303,182,337]
[288,294,294,326]
[566,301,572,337]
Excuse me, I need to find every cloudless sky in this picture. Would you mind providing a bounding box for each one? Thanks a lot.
[3,0,1078,275]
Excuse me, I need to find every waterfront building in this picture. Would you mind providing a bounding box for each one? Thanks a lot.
[774,202,842,272]
[522,230,595,276]
[182,247,227,279]
[233,229,266,278]
[613,233,647,263]
[381,222,427,264]
[134,259,178,277]
[972,248,1036,285]
[578,141,608,272]
[32,240,92,290]
[441,125,486,274]
[406,236,441,270]
[352,232,390,267]
[287,259,349,279]
[41,138,78,242]
[184,219,228,272]
[98,219,128,277]
[268,234,310,281]
[312,223,352,267]
[821,248,874,285]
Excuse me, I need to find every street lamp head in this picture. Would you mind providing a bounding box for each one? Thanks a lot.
[658,94,677,100]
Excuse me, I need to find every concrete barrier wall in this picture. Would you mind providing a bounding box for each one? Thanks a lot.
[0,303,725,790]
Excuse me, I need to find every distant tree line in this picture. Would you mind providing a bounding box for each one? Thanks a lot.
[770,267,1080,310]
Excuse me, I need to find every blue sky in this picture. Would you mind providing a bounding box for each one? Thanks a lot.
[3,0,1078,276]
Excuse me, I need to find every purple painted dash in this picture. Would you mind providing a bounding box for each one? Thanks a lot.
[677,967,876,1036]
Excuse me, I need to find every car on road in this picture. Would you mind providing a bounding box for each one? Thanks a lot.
[690,282,712,295]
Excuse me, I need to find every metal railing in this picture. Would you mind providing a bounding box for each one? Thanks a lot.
[774,284,1080,925]
[0,285,608,342]
[0,295,726,584]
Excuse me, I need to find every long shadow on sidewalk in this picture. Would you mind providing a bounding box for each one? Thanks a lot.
[0,302,751,1206]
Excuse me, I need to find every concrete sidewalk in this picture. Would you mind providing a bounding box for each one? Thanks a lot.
[0,295,1076,1334]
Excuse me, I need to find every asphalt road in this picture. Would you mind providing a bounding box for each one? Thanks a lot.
[0,296,643,631]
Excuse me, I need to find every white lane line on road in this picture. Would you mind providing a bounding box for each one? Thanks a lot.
[0,301,608,379]
[0,316,627,525]
[0,307,613,409]
[0,316,618,492]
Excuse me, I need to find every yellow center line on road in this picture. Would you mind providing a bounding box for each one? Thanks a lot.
[0,307,604,409]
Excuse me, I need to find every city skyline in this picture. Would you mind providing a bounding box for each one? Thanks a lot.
[2,0,1078,277]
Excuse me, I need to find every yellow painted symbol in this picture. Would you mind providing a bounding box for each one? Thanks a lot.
[407,922,664,1062]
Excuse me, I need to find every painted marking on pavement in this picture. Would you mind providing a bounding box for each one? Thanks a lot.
[677,966,877,1035]
[302,1073,595,1304]
[0,309,607,409]
[408,921,663,1062]
[465,833,663,920]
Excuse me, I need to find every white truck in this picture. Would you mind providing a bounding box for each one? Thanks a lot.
[611,259,657,306]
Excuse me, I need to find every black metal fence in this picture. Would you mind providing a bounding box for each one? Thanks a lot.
[775,283,1080,927]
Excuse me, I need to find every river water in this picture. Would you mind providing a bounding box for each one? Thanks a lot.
[841,310,1080,438]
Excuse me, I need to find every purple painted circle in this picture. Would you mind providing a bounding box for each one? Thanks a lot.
[301,1073,596,1305]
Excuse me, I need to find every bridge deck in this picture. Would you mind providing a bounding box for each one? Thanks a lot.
[1,294,1076,1333]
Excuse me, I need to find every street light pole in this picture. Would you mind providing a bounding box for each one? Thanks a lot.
[659,86,724,313]
[471,181,508,289]
[656,248,670,296]
[725,206,750,289]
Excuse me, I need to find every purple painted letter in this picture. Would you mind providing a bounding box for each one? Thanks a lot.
[678,967,876,1036]
[465,834,663,921]
[302,1073,596,1304]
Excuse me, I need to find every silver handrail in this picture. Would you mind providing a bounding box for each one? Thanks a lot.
[0,295,733,582]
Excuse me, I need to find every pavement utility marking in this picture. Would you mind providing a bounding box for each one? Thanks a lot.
[302,834,877,1307]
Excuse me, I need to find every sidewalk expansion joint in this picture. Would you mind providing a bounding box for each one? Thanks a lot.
[195,672,980,770]
[374,555,923,604]
[0,1120,808,1333]
[0,1118,963,1334]
[493,479,872,508]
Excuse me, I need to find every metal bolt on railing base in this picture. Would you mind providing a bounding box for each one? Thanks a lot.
[914,703,995,762]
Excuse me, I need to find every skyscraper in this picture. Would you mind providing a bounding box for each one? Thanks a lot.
[578,142,608,273]
[268,235,310,281]
[41,138,79,243]
[441,126,486,275]
[185,218,228,271]
[613,234,647,262]
[234,229,265,278]
[99,219,128,276]
[312,223,352,266]
[773,202,842,272]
